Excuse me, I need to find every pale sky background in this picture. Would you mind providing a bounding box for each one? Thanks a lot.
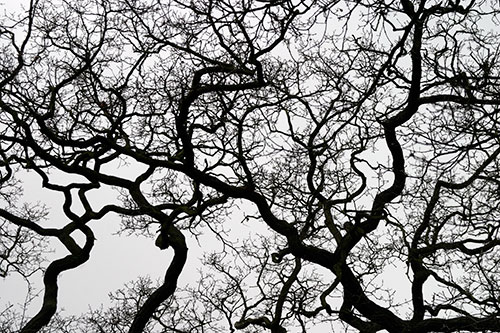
[0,0,203,321]
[0,1,413,332]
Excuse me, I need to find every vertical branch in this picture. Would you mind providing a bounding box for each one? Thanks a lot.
[128,225,187,333]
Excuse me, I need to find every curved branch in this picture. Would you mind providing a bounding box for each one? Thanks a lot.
[128,224,187,333]
[20,225,94,333]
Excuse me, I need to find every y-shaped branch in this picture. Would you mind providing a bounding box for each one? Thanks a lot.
[20,224,95,333]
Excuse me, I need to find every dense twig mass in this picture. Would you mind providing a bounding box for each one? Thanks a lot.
[1,0,500,332]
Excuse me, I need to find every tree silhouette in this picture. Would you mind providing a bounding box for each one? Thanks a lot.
[1,0,500,332]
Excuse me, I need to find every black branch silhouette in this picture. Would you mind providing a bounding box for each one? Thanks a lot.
[1,0,500,332]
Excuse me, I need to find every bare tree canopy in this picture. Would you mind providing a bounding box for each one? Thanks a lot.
[1,0,500,332]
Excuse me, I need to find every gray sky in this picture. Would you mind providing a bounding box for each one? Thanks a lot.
[0,1,417,332]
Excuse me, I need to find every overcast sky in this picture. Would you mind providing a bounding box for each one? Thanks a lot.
[0,1,413,332]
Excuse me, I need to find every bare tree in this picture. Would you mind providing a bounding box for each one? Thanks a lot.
[1,0,500,332]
